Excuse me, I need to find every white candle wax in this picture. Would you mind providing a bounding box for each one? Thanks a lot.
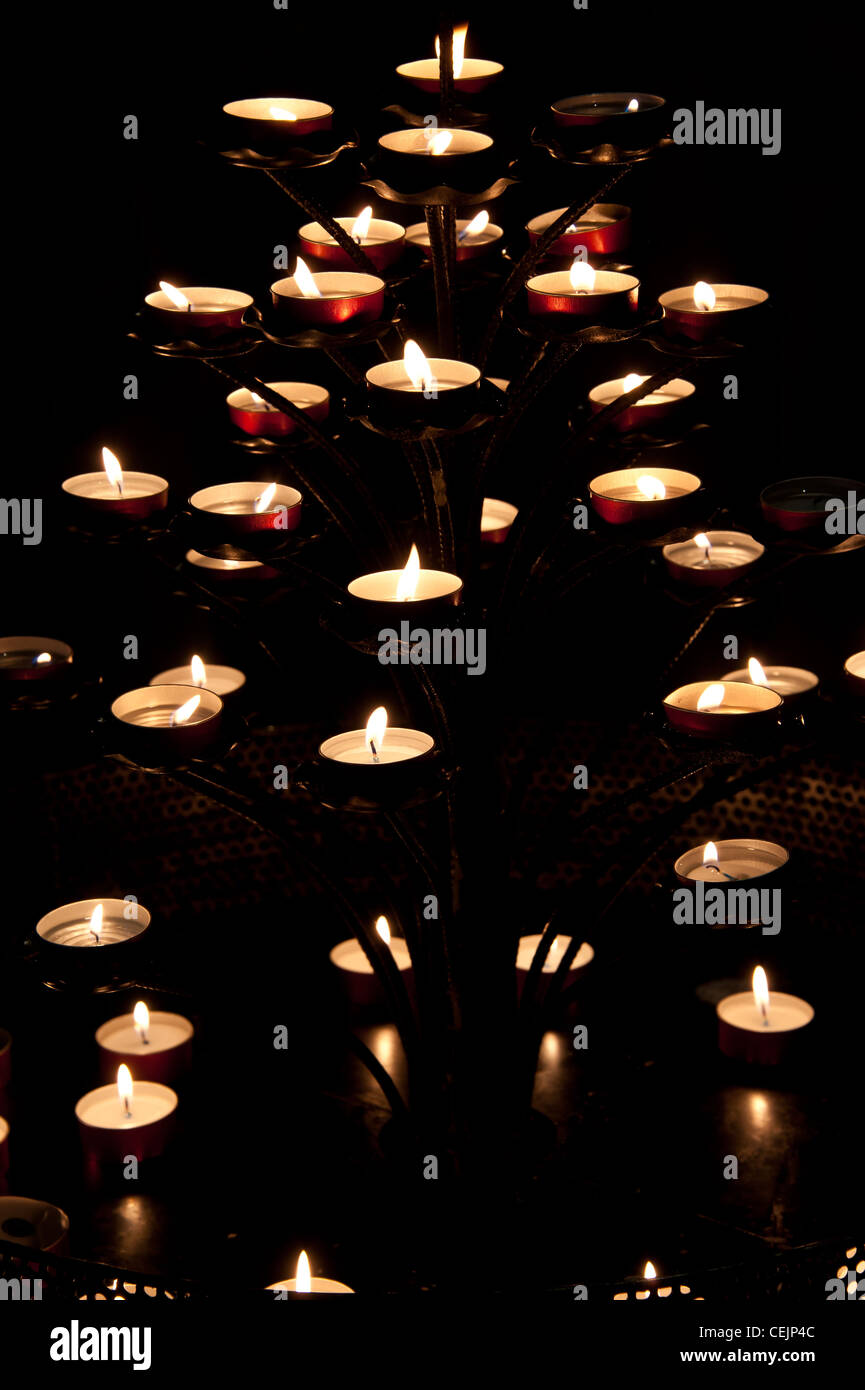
[95,1012,193,1059]
[329,938,412,974]
[36,899,150,949]
[267,1276,354,1293]
[222,97,333,125]
[717,991,813,1034]
[149,664,246,697]
[588,377,695,409]
[76,1084,176,1131]
[404,220,504,251]
[515,935,594,973]
[723,666,819,698]
[675,839,789,882]
[185,550,264,574]
[319,729,434,765]
[481,498,518,533]
[189,483,302,518]
[395,58,503,85]
[378,128,493,157]
[62,472,168,501]
[661,285,768,314]
[663,531,764,571]
[299,217,404,249]
[271,271,384,301]
[347,568,462,603]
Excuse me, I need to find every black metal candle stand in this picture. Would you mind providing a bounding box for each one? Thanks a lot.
[128,313,263,360]
[530,123,674,168]
[343,375,507,441]
[252,299,403,351]
[642,317,771,360]
[504,297,663,347]
[382,100,492,131]
[204,117,361,173]
[92,703,246,775]
[292,753,451,815]
[360,172,517,208]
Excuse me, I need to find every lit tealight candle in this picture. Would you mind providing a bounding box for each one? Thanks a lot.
[348,543,462,610]
[222,97,334,138]
[110,685,223,759]
[188,482,302,536]
[62,447,168,519]
[329,915,413,1008]
[717,967,814,1064]
[589,467,701,525]
[321,705,433,766]
[298,209,406,271]
[481,497,518,544]
[659,281,768,342]
[674,839,789,885]
[150,654,246,698]
[226,382,330,438]
[365,339,481,426]
[526,204,631,257]
[76,1064,178,1161]
[551,92,665,129]
[405,210,504,263]
[95,1002,194,1085]
[526,258,639,320]
[588,375,695,431]
[844,650,865,697]
[36,898,150,951]
[662,530,764,586]
[722,657,819,701]
[515,934,594,1002]
[144,282,254,335]
[267,1250,354,1295]
[396,23,503,93]
[663,680,783,735]
[271,258,385,327]
[376,127,495,191]
[0,636,73,683]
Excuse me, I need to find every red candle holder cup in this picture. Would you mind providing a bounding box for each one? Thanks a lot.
[395,58,503,96]
[76,1082,178,1162]
[759,476,863,532]
[663,681,783,736]
[481,498,518,544]
[226,384,330,438]
[0,1029,9,1090]
[662,531,764,587]
[673,839,790,888]
[347,568,463,626]
[270,271,385,327]
[0,636,73,684]
[552,92,665,129]
[526,204,631,258]
[0,1196,70,1254]
[222,97,334,139]
[526,270,639,321]
[95,1012,194,1086]
[589,468,701,525]
[844,650,865,697]
[588,378,696,433]
[144,287,254,337]
[658,284,768,342]
[405,219,504,263]
[298,218,405,272]
[189,483,302,538]
[110,685,224,761]
[365,359,481,429]
[62,471,168,519]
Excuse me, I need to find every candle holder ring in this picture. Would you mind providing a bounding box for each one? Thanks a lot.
[253,300,403,350]
[206,120,360,173]
[359,174,517,208]
[641,321,758,360]
[505,298,662,347]
[530,125,673,168]
[95,704,246,774]
[292,756,450,814]
[382,101,490,131]
[128,316,263,360]
[343,377,507,441]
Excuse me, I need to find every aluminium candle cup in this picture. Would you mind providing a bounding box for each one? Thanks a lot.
[759,476,864,532]
[662,531,764,587]
[222,97,334,141]
[144,287,254,337]
[329,938,413,1009]
[716,989,814,1065]
[227,383,329,438]
[663,681,783,737]
[526,204,631,257]
[110,685,223,761]
[270,272,385,327]
[515,936,594,1004]
[0,1197,70,1254]
[526,270,639,321]
[481,498,518,544]
[376,129,497,193]
[404,219,504,264]
[75,1080,178,1162]
[62,471,168,519]
[673,839,790,888]
[188,483,302,539]
[0,637,73,685]
[551,92,665,145]
[395,57,503,96]
[149,664,246,699]
[298,218,405,272]
[35,899,150,979]
[589,468,702,526]
[365,358,482,428]
[316,728,436,804]
[95,1011,194,1086]
[588,378,695,433]
[723,666,820,703]
[658,284,768,343]
[844,650,865,697]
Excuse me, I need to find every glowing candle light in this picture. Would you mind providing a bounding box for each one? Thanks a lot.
[254,482,278,514]
[169,694,201,728]
[293,257,322,299]
[365,706,387,763]
[267,1249,354,1294]
[570,260,596,295]
[89,903,103,945]
[693,281,716,311]
[696,683,725,712]
[351,206,373,243]
[717,966,814,1063]
[395,545,421,601]
[133,1002,150,1045]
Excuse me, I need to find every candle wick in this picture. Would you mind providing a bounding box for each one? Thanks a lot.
[90,930,100,945]
[369,739,380,764]
[122,1098,132,1118]
[706,863,739,881]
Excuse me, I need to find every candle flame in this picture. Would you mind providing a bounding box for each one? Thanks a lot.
[352,206,373,241]
[269,105,298,121]
[35,651,52,664]
[463,210,489,237]
[296,1251,311,1292]
[158,280,191,309]
[254,482,278,514]
[90,903,103,943]
[569,259,596,294]
[752,965,770,1020]
[170,694,201,727]
[542,935,561,972]
[697,683,725,712]
[403,340,433,392]
[117,1063,133,1109]
[294,257,322,298]
[702,841,719,865]
[428,129,453,155]
[365,706,388,758]
[396,543,421,601]
[644,1261,656,1278]
[250,392,265,406]
[133,1001,150,1041]
[636,475,666,501]
[102,447,123,494]
[190,654,207,687]
[627,98,640,112]
[694,532,712,560]
[623,373,645,392]
[435,23,468,79]
[693,281,716,311]
[375,915,391,945]
[748,658,768,686]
